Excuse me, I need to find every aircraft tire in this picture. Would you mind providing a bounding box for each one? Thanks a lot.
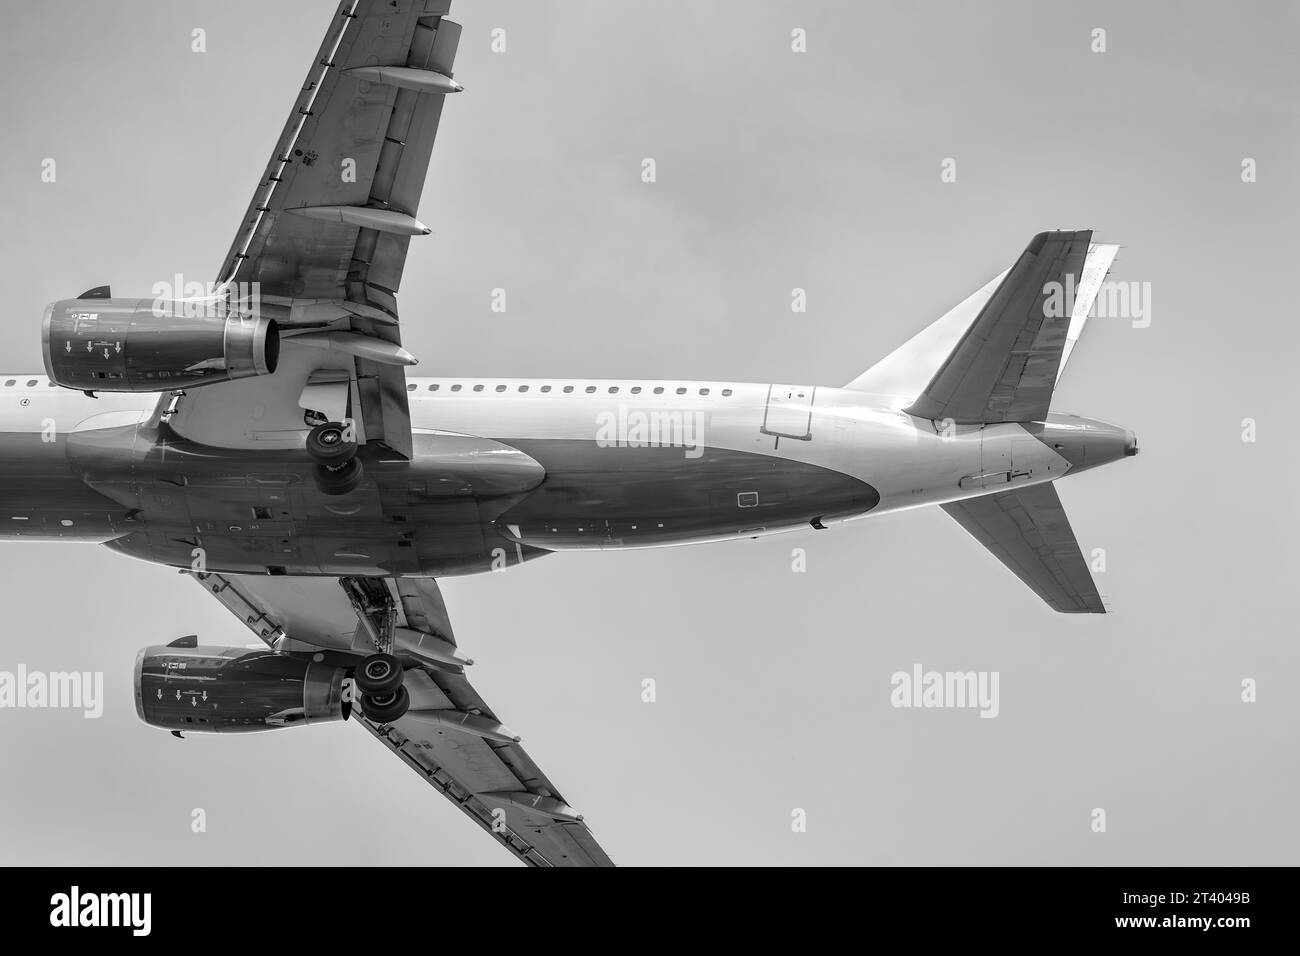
[355,653,404,696]
[306,422,357,465]
[313,458,363,496]
[360,686,410,723]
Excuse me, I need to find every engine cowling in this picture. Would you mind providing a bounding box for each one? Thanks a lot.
[134,645,348,733]
[42,298,279,392]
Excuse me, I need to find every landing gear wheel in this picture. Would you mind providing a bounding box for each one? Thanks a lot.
[360,686,410,723]
[313,458,363,496]
[355,653,404,695]
[306,422,356,465]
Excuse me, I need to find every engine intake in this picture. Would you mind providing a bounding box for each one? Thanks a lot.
[42,298,279,392]
[134,645,348,733]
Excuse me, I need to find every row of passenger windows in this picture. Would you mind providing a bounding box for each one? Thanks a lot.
[4,376,738,398]
[406,382,735,397]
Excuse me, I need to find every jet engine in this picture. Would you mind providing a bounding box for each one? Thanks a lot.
[134,644,348,733]
[42,297,279,392]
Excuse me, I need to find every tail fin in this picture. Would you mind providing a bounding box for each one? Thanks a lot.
[847,232,1119,422]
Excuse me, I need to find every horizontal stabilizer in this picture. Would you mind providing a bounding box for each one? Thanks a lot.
[942,482,1105,614]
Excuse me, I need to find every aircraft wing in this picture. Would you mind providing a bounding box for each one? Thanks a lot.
[163,0,464,459]
[190,570,616,867]
[941,482,1106,614]
[905,230,1093,424]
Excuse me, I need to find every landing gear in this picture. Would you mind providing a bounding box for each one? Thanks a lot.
[360,685,410,723]
[342,585,411,724]
[313,458,363,496]
[306,422,355,464]
[355,653,403,696]
[307,421,363,495]
[354,652,410,723]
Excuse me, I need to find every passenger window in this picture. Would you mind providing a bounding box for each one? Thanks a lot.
[450,384,462,392]
[653,387,664,395]
[519,385,529,393]
[563,386,574,393]
[429,384,439,391]
[699,388,709,396]
[540,385,551,393]
[4,380,13,387]
[495,385,507,392]
[608,386,618,394]
[407,384,416,392]
[675,387,687,395]
[473,385,484,392]
[631,386,642,394]
[722,388,733,397]
[26,380,37,387]
[585,386,597,394]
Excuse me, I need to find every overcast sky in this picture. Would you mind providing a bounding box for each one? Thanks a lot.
[0,0,1297,866]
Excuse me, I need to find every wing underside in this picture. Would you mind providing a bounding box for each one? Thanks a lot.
[166,0,464,459]
[193,570,615,866]
[216,1,461,307]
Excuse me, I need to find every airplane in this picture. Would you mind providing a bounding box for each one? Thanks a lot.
[1,0,1136,867]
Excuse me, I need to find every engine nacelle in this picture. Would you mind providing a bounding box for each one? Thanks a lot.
[42,298,279,392]
[134,645,348,733]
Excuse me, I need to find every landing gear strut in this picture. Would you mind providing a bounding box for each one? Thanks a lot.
[340,580,412,724]
[306,422,363,495]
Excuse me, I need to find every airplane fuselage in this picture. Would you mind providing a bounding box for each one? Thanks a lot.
[0,373,1132,577]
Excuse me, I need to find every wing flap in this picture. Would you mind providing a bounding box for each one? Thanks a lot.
[941,482,1105,614]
